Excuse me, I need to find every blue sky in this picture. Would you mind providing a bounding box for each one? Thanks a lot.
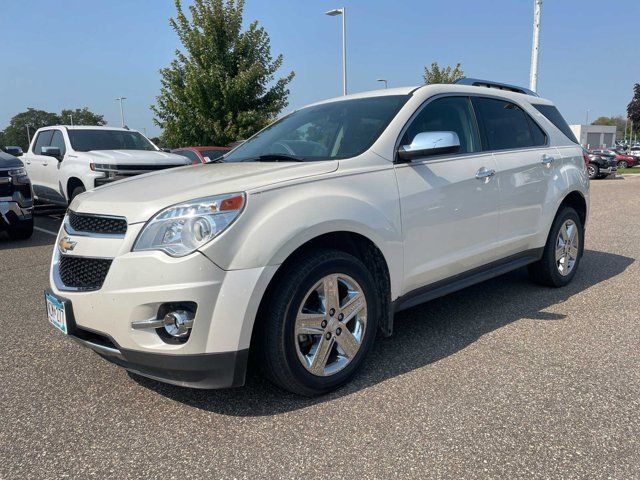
[1,0,638,136]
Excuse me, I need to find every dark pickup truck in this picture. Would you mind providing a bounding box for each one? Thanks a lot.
[0,150,34,239]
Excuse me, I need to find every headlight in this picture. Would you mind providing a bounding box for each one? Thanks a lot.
[132,193,245,257]
[8,167,26,177]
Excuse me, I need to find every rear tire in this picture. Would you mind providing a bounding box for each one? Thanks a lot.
[256,249,378,396]
[618,160,628,169]
[587,163,599,180]
[528,207,583,288]
[7,218,34,240]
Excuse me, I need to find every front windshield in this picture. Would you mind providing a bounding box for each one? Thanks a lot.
[224,95,410,162]
[68,129,157,152]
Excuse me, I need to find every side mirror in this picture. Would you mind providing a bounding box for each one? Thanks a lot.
[41,146,63,161]
[397,131,460,161]
[4,146,23,157]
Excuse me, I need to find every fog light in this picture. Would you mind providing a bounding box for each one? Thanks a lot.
[163,310,194,338]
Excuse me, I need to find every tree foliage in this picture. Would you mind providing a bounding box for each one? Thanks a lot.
[423,62,464,85]
[152,0,295,148]
[1,107,106,151]
[592,115,627,138]
[627,83,640,133]
[60,107,107,126]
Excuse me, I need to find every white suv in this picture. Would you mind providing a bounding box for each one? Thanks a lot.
[45,80,589,396]
[23,126,189,206]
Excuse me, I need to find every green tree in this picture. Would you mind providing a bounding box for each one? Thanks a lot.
[592,115,627,139]
[60,107,107,126]
[627,83,640,138]
[423,62,464,85]
[152,0,295,148]
[1,108,60,151]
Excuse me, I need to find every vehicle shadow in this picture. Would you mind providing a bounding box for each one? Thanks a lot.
[0,229,56,249]
[131,249,634,416]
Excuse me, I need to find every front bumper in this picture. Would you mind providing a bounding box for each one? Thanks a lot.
[0,200,33,229]
[49,221,276,388]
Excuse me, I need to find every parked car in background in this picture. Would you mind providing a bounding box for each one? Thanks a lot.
[171,146,231,164]
[587,149,617,179]
[0,150,33,239]
[22,126,190,206]
[590,148,637,169]
[45,79,589,396]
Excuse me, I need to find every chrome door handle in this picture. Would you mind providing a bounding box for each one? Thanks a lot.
[542,154,557,165]
[475,167,496,182]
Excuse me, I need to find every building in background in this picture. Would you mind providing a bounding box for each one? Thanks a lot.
[569,124,617,149]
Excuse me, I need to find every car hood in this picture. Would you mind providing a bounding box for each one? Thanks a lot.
[78,149,190,165]
[71,161,339,223]
[0,151,23,169]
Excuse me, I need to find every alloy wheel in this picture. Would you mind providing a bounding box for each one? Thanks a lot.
[555,219,579,276]
[294,274,367,377]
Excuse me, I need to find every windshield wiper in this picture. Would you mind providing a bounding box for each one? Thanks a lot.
[239,154,305,163]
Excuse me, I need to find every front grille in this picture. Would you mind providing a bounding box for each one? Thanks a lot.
[68,211,127,235]
[0,177,10,197]
[58,255,112,290]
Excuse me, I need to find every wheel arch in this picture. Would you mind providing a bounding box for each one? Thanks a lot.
[249,230,395,363]
[559,190,587,228]
[66,176,86,201]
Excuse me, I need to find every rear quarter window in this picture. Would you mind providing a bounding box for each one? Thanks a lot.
[532,104,578,144]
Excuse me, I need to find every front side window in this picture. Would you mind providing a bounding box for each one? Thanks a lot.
[400,96,481,154]
[50,130,66,156]
[33,130,53,154]
[223,95,410,162]
[67,130,157,152]
[473,97,546,150]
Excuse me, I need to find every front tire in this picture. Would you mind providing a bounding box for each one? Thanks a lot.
[528,207,584,287]
[256,249,378,396]
[70,186,86,201]
[618,160,628,169]
[587,163,599,180]
[7,218,34,240]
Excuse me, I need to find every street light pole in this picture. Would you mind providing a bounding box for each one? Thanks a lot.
[69,114,74,126]
[325,8,347,95]
[376,78,388,89]
[529,0,542,92]
[115,97,127,127]
[25,125,31,146]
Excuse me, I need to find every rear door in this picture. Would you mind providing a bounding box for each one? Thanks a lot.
[472,96,556,257]
[394,95,501,293]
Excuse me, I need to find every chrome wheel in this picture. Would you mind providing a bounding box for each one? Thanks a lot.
[618,160,628,169]
[587,164,597,178]
[294,274,367,377]
[556,219,579,276]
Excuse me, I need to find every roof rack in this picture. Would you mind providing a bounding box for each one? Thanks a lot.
[454,78,539,97]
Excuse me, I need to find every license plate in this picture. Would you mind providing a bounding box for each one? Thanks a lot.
[46,292,68,334]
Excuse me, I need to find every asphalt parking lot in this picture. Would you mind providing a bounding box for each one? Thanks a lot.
[1,179,639,479]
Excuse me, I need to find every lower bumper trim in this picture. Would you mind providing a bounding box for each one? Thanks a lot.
[71,334,249,389]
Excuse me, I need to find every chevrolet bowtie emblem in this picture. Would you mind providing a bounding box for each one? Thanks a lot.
[58,236,77,254]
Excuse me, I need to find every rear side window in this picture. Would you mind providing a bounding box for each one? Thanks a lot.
[473,97,547,150]
[33,130,53,154]
[532,104,578,144]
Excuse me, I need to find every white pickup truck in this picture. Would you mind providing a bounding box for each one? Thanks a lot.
[23,126,189,206]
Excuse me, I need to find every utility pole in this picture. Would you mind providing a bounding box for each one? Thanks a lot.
[25,125,31,146]
[326,8,347,95]
[115,97,127,127]
[69,113,74,126]
[529,0,542,92]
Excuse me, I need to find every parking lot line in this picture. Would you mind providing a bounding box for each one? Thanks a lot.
[34,226,59,236]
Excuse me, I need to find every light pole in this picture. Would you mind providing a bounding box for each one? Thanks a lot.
[69,113,74,126]
[585,109,590,126]
[115,97,127,127]
[529,0,542,92]
[377,78,388,89]
[25,124,31,146]
[325,7,347,95]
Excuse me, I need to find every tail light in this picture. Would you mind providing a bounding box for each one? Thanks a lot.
[582,152,589,167]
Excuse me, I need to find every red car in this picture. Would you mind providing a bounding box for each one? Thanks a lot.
[591,149,637,169]
[171,146,231,164]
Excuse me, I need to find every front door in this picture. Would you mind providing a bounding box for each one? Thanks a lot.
[394,96,501,294]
